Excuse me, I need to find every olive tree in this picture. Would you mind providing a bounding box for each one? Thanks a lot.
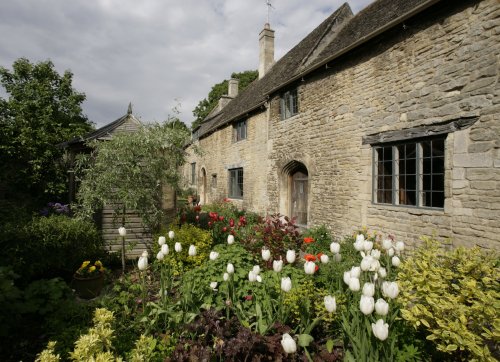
[74,119,190,271]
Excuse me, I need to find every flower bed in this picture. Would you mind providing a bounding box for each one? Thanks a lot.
[36,203,500,361]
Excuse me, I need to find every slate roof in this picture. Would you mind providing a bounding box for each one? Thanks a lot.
[196,0,440,139]
[59,104,142,149]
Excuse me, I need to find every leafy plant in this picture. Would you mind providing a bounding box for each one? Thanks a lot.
[398,237,500,361]
[9,214,104,282]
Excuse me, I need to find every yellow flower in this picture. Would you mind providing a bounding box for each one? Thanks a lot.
[89,266,96,273]
[95,261,102,268]
[81,261,90,268]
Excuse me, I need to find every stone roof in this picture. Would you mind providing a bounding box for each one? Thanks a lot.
[59,103,142,149]
[196,0,439,139]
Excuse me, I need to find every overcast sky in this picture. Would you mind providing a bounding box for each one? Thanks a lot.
[0,0,374,128]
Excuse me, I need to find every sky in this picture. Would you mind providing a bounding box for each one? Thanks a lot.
[0,0,374,128]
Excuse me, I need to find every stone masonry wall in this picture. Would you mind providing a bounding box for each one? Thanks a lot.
[184,110,269,212]
[267,0,499,249]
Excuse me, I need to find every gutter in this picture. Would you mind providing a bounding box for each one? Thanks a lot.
[265,0,441,97]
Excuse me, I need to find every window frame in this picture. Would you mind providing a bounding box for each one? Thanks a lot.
[372,137,445,209]
[190,162,196,185]
[233,120,247,142]
[228,168,243,199]
[280,88,298,120]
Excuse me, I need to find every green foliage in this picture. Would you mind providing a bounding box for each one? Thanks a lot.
[5,215,104,281]
[156,223,214,276]
[75,120,190,233]
[180,243,257,309]
[0,58,93,205]
[398,237,500,361]
[191,70,258,129]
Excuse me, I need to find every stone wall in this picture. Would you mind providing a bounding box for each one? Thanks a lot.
[267,0,499,248]
[186,0,499,249]
[184,110,269,212]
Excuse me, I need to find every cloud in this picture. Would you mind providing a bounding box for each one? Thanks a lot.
[0,0,374,127]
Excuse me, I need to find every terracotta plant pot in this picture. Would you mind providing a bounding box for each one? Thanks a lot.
[73,273,104,299]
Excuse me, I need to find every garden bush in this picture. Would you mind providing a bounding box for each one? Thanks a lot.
[11,215,105,282]
[398,237,500,361]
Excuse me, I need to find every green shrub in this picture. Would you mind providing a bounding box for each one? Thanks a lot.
[398,237,500,361]
[14,215,104,282]
[155,223,214,276]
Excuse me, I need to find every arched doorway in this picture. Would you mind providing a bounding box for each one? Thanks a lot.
[200,168,207,205]
[283,161,309,226]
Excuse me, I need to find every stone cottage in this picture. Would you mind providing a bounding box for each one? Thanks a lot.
[184,0,499,249]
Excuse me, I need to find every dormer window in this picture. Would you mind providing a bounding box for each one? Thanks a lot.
[280,88,298,120]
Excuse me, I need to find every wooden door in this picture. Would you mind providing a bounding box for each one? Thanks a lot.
[291,171,308,225]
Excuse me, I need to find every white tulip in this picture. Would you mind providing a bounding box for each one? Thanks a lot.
[118,226,126,237]
[138,256,148,271]
[363,240,374,251]
[281,333,297,354]
[360,295,375,315]
[161,244,169,255]
[273,259,283,272]
[168,230,175,240]
[188,245,197,256]
[354,239,364,251]
[158,236,166,245]
[392,256,401,267]
[227,234,235,245]
[372,319,389,341]
[286,250,296,264]
[343,271,351,285]
[395,241,405,252]
[388,248,395,257]
[348,277,360,292]
[360,255,374,271]
[256,275,262,283]
[378,267,387,279]
[226,263,234,274]
[210,281,218,290]
[324,295,336,313]
[371,249,381,259]
[334,253,342,262]
[350,266,361,279]
[223,272,229,281]
[281,277,292,292]
[375,298,389,316]
[382,239,393,250]
[142,250,149,258]
[382,281,399,299]
[330,242,340,254]
[320,254,329,264]
[248,270,257,282]
[356,234,365,243]
[252,265,261,275]
[261,248,271,261]
[174,242,182,252]
[209,251,219,260]
[362,282,375,297]
[304,261,316,275]
[156,251,164,260]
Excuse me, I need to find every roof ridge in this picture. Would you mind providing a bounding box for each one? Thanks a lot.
[300,3,353,69]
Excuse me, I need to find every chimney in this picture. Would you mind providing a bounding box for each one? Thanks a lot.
[259,23,275,79]
[217,95,232,112]
[228,78,239,98]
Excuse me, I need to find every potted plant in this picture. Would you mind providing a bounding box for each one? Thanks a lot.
[73,260,106,299]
